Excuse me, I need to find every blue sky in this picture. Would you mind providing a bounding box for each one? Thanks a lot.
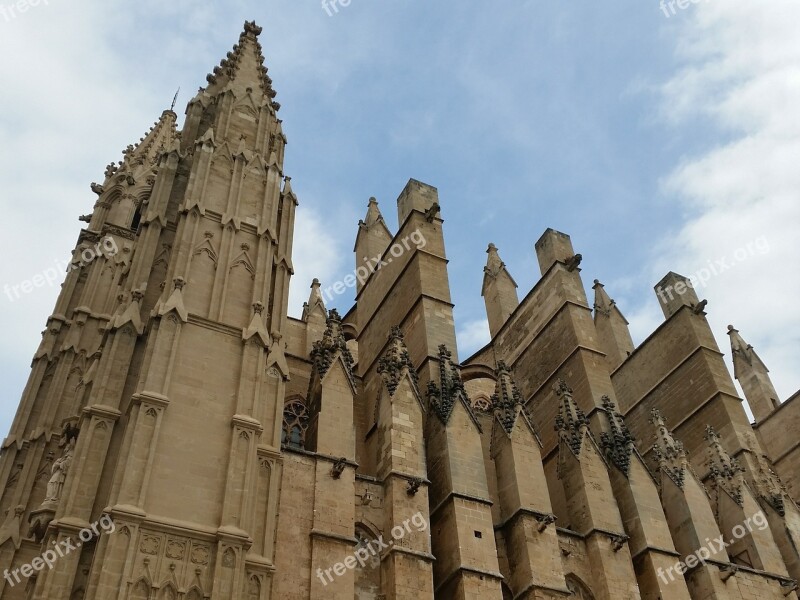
[1,0,798,435]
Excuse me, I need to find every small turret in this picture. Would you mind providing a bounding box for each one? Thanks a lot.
[592,280,634,370]
[353,198,392,293]
[727,325,780,422]
[481,244,519,338]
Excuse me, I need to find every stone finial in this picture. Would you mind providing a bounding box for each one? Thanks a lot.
[649,408,687,487]
[491,361,524,434]
[554,379,589,455]
[302,278,326,322]
[243,301,270,347]
[482,243,519,338]
[310,309,355,381]
[377,326,418,396]
[727,324,780,422]
[427,344,469,425]
[705,425,746,505]
[359,197,386,230]
[484,243,503,276]
[592,280,615,317]
[599,396,635,476]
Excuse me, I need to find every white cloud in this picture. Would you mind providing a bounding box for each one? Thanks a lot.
[457,318,491,359]
[287,206,345,318]
[642,0,800,402]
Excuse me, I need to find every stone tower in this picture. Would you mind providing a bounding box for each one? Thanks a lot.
[2,19,800,600]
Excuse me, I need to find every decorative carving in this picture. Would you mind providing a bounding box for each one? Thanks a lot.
[554,379,589,455]
[281,398,309,449]
[166,540,186,560]
[377,326,418,396]
[720,564,738,582]
[609,534,628,552]
[140,534,160,555]
[599,396,635,476]
[565,254,582,272]
[426,344,471,425]
[222,547,236,568]
[535,513,556,532]
[45,437,76,503]
[406,477,423,497]
[705,425,746,506]
[491,361,524,434]
[0,506,25,549]
[190,544,210,565]
[331,457,347,479]
[650,409,687,488]
[310,309,355,381]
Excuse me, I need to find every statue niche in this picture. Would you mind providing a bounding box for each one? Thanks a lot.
[28,424,79,542]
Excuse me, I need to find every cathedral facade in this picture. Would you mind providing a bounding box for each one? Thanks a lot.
[1,20,799,600]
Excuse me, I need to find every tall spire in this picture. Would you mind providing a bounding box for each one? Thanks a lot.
[481,243,519,338]
[727,325,780,422]
[104,109,179,181]
[203,20,279,110]
[302,278,326,321]
[592,280,634,370]
[354,198,392,292]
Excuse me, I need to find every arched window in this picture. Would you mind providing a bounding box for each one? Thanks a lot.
[565,574,595,600]
[472,395,492,413]
[281,398,309,449]
[354,525,381,596]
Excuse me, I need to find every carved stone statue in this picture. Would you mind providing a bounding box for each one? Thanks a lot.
[45,438,75,502]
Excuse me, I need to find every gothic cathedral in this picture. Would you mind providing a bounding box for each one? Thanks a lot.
[1,20,799,600]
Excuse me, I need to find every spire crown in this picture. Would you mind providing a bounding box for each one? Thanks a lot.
[599,396,635,475]
[427,344,471,425]
[649,409,687,487]
[110,109,179,178]
[593,279,615,316]
[377,327,419,396]
[554,379,589,455]
[310,309,354,381]
[203,20,279,111]
[491,361,524,434]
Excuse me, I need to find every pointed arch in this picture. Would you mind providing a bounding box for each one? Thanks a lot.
[247,574,261,599]
[565,574,595,600]
[129,577,151,600]
[70,586,85,600]
[354,523,381,597]
[472,394,492,413]
[281,396,309,449]
[156,581,177,600]
[185,587,203,600]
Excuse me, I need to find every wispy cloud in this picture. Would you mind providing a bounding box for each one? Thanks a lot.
[632,0,800,401]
